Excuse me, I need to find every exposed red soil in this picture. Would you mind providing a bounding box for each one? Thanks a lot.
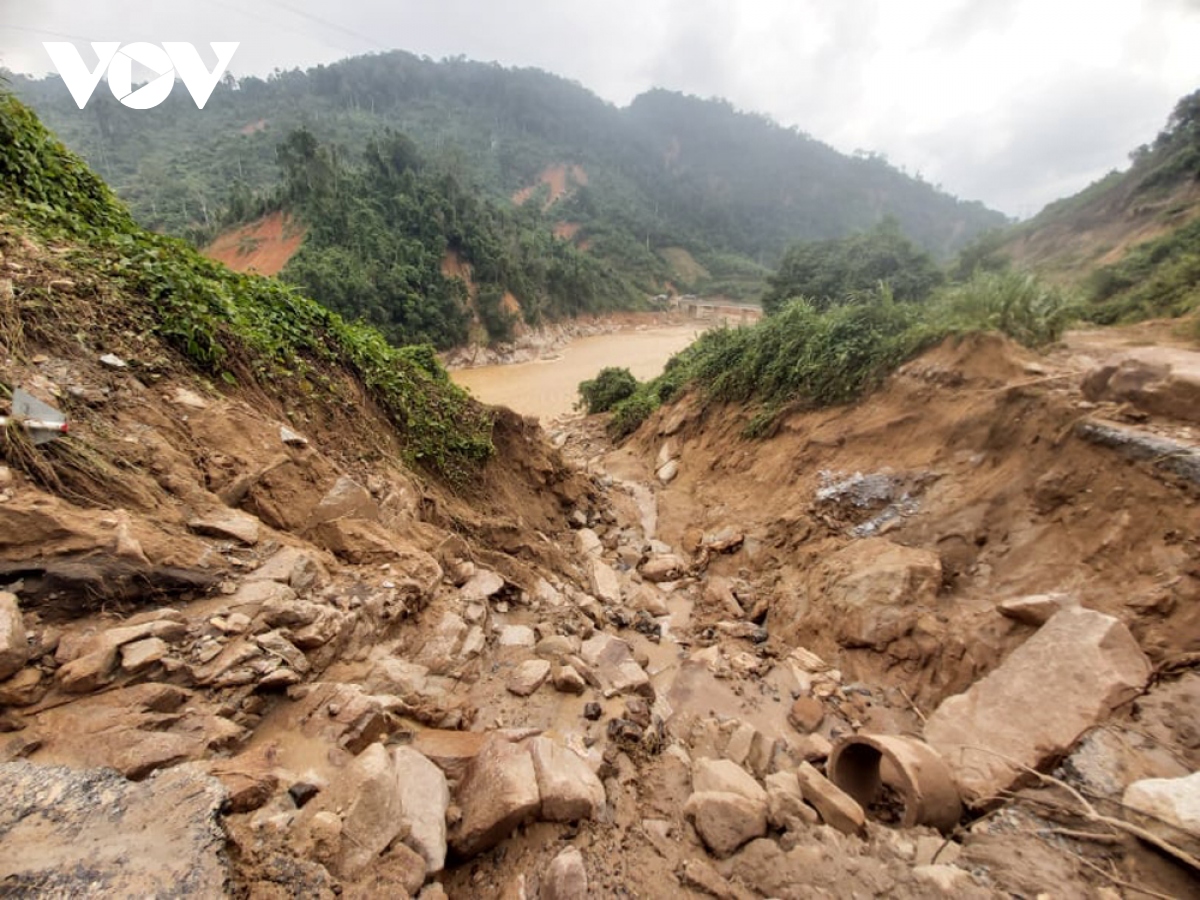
[203,212,306,277]
[512,164,588,209]
[553,221,582,241]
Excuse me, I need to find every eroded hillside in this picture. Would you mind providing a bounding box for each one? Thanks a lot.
[994,88,1200,326]
[2,94,1200,900]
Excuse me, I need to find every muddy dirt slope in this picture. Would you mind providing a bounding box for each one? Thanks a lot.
[3,216,1200,896]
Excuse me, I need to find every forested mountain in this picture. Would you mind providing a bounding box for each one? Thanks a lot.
[271,128,635,346]
[10,50,1005,300]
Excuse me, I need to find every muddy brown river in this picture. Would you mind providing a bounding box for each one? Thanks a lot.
[450,324,703,420]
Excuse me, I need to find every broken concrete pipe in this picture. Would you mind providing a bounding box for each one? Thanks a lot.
[827,733,962,834]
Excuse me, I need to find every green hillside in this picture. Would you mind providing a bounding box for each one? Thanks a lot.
[992,88,1200,324]
[0,92,493,481]
[10,51,1005,298]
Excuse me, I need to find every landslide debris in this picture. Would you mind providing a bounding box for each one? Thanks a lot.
[4,93,1200,900]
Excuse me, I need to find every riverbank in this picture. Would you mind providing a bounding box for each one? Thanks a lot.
[440,311,694,370]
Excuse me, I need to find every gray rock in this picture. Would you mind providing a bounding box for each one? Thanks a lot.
[632,584,670,617]
[58,618,188,693]
[764,770,818,830]
[246,546,325,593]
[656,439,680,468]
[552,664,587,694]
[256,630,310,674]
[1123,771,1200,845]
[280,425,308,446]
[417,613,469,673]
[460,568,506,603]
[498,625,537,649]
[795,761,866,836]
[0,761,227,895]
[461,626,487,659]
[771,538,941,651]
[684,791,767,857]
[293,743,404,879]
[579,632,652,698]
[366,657,431,698]
[640,554,687,583]
[529,737,605,822]
[543,846,588,900]
[237,580,301,620]
[119,637,168,673]
[187,510,261,545]
[450,738,541,858]
[307,475,379,528]
[508,659,552,697]
[692,757,766,806]
[913,865,978,894]
[656,459,679,484]
[997,593,1075,626]
[574,528,603,558]
[587,558,622,604]
[925,607,1152,806]
[392,746,451,873]
[0,591,29,681]
[0,667,44,707]
[535,634,579,661]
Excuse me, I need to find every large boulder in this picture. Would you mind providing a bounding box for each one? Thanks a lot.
[1082,350,1200,424]
[691,757,766,806]
[587,558,622,605]
[292,743,405,880]
[542,846,589,900]
[1123,772,1200,849]
[794,762,866,836]
[392,746,451,873]
[529,737,605,822]
[683,792,767,858]
[0,591,29,680]
[449,738,541,859]
[579,632,652,698]
[925,607,1152,806]
[771,538,941,650]
[0,761,228,895]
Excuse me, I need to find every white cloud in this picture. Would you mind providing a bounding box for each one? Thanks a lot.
[1,0,1196,216]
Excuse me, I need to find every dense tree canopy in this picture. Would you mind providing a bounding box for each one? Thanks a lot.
[762,219,946,314]
[278,128,636,348]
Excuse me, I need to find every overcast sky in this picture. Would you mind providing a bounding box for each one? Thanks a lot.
[2,0,1197,217]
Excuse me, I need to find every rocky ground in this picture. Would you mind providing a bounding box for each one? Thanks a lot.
[2,308,1200,897]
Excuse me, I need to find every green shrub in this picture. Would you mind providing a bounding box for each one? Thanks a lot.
[577,367,639,413]
[607,390,658,440]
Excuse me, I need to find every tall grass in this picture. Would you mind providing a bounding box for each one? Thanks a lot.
[602,270,1076,439]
